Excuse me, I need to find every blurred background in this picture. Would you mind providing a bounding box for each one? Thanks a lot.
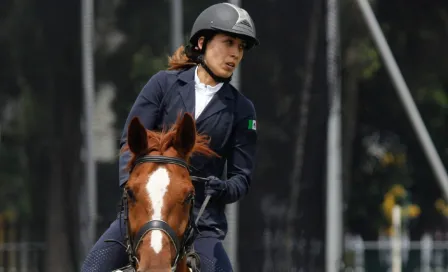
[1,0,448,271]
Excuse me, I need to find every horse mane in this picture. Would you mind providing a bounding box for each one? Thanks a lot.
[121,116,218,171]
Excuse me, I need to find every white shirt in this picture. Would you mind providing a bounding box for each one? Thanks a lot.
[194,66,224,120]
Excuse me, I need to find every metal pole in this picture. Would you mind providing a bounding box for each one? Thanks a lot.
[355,0,448,201]
[326,0,343,269]
[170,0,183,53]
[225,66,240,272]
[81,0,97,255]
[225,2,242,270]
[225,75,240,272]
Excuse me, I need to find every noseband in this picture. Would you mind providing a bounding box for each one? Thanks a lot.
[109,155,207,271]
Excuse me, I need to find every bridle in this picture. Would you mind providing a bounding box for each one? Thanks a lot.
[108,155,209,271]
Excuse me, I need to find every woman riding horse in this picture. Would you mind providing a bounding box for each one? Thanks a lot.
[81,2,259,271]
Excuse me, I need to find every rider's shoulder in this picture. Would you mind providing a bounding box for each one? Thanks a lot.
[148,68,188,85]
[227,84,256,115]
[149,69,176,80]
[143,69,179,91]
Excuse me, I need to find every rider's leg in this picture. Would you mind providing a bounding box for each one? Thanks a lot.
[193,236,233,272]
[81,213,128,272]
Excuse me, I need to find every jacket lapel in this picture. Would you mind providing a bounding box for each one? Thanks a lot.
[176,66,236,124]
[179,82,195,114]
[196,84,235,124]
[177,67,196,114]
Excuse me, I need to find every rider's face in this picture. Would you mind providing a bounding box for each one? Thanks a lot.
[198,33,245,78]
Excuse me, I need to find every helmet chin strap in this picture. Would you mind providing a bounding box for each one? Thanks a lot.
[197,55,232,84]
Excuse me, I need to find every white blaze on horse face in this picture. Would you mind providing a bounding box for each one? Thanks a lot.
[145,166,170,254]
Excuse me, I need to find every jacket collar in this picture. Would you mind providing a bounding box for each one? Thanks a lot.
[177,66,235,100]
[176,66,236,124]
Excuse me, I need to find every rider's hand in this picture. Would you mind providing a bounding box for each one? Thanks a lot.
[205,176,227,198]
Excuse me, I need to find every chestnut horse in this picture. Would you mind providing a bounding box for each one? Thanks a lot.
[117,112,216,272]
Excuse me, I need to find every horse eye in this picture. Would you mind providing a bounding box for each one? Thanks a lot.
[126,189,136,202]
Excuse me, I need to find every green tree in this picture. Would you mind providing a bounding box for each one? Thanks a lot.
[1,1,83,270]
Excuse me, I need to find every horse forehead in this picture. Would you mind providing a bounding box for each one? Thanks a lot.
[146,166,171,196]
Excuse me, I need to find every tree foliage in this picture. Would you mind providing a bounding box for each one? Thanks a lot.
[342,0,448,238]
[1,0,82,270]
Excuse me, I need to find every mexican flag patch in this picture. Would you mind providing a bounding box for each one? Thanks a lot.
[248,119,257,130]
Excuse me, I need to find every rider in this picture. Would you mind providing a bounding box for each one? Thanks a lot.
[81,3,259,271]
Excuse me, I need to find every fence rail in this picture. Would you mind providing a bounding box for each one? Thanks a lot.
[0,215,45,272]
[3,230,448,271]
[344,233,448,271]
[0,243,45,272]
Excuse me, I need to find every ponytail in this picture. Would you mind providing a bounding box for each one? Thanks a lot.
[167,31,216,70]
[167,45,201,70]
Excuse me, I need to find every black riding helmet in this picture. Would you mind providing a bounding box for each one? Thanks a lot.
[187,3,259,83]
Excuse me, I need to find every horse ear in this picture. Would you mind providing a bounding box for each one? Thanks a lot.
[174,112,196,157]
[127,117,148,155]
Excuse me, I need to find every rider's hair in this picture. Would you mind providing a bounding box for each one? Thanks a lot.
[167,31,216,70]
[167,45,200,70]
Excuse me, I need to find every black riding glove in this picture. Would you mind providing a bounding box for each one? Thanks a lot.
[204,176,227,198]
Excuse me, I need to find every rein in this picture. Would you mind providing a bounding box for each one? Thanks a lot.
[108,155,210,272]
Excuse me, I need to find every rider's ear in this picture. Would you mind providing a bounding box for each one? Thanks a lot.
[174,112,196,157]
[127,117,148,155]
[197,36,205,51]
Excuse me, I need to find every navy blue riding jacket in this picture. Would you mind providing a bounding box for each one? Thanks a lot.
[118,66,257,239]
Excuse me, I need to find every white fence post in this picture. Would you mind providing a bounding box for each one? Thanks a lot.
[354,235,365,272]
[433,231,444,270]
[420,233,432,272]
[391,205,402,272]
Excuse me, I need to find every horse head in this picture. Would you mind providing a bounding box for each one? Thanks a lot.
[122,112,216,272]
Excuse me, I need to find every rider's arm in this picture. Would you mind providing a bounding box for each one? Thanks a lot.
[118,71,166,187]
[220,98,258,204]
